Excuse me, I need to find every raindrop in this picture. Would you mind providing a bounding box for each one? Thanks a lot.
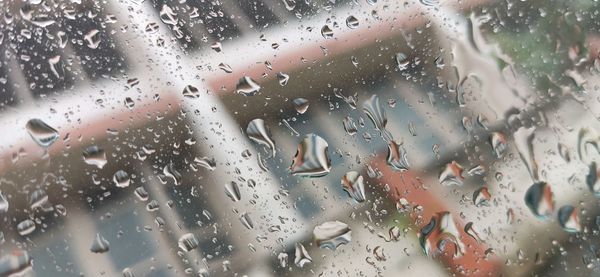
[464,222,483,243]
[163,163,182,186]
[277,72,289,86]
[294,243,312,267]
[363,94,388,132]
[29,189,50,211]
[122,268,134,277]
[90,233,110,253]
[473,187,491,207]
[236,76,261,96]
[83,146,107,169]
[211,42,222,52]
[195,156,216,171]
[524,182,554,219]
[178,233,199,252]
[0,251,32,276]
[225,182,241,202]
[124,97,135,109]
[346,16,359,29]
[134,187,149,201]
[146,200,159,211]
[313,221,352,250]
[26,119,59,147]
[490,132,508,158]
[240,213,254,229]
[578,127,600,162]
[396,53,409,71]
[246,119,276,157]
[182,85,200,98]
[17,219,35,236]
[218,63,233,73]
[159,5,178,25]
[278,253,288,268]
[419,211,464,258]
[586,162,600,197]
[419,0,439,6]
[558,143,571,163]
[84,29,101,49]
[387,140,410,171]
[113,170,130,188]
[343,116,357,136]
[0,192,8,213]
[557,205,581,233]
[514,127,538,180]
[341,171,366,203]
[281,0,296,11]
[439,161,464,186]
[321,25,334,39]
[290,134,331,177]
[292,98,309,114]
[467,165,485,176]
[145,22,159,33]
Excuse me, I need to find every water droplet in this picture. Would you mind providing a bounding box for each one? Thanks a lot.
[439,161,464,186]
[0,192,8,213]
[236,76,261,96]
[122,268,134,277]
[290,98,309,114]
[490,132,508,158]
[113,170,130,188]
[341,171,366,203]
[464,222,483,243]
[278,252,288,268]
[26,119,59,147]
[387,140,410,171]
[396,53,409,71]
[557,205,581,233]
[84,29,101,49]
[419,212,465,258]
[578,127,600,162]
[294,242,312,267]
[343,116,357,136]
[182,85,200,98]
[346,16,359,29]
[246,119,276,157]
[146,200,159,211]
[219,63,232,73]
[159,5,178,26]
[586,162,600,197]
[277,72,289,86]
[145,22,159,33]
[29,189,50,211]
[0,251,32,276]
[281,0,296,11]
[178,233,199,252]
[240,212,254,229]
[195,156,216,171]
[211,42,222,52]
[363,94,388,132]
[558,143,571,163]
[17,219,35,236]
[514,127,538,180]
[313,221,352,250]
[473,187,491,207]
[419,0,439,6]
[90,233,110,253]
[467,165,485,176]
[163,163,182,186]
[321,25,334,39]
[524,182,554,219]
[134,187,149,201]
[290,134,331,177]
[83,146,107,169]
[225,182,241,202]
[124,97,135,109]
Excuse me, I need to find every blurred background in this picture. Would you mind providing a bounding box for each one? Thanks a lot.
[0,0,599,276]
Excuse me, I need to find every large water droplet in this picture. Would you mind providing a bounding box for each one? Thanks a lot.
[346,16,359,29]
[0,251,32,276]
[578,127,600,162]
[113,170,130,188]
[246,119,276,157]
[557,205,581,233]
[83,146,107,169]
[419,211,465,258]
[524,182,554,219]
[84,29,101,49]
[163,163,182,186]
[341,171,366,203]
[195,156,216,171]
[236,76,261,96]
[313,221,352,250]
[29,189,50,211]
[363,94,387,133]
[490,132,508,158]
[343,116,357,136]
[90,233,110,253]
[387,140,410,171]
[26,119,59,147]
[439,161,464,186]
[17,219,35,236]
[586,162,600,197]
[178,233,199,252]
[321,25,333,39]
[240,212,254,229]
[278,252,288,268]
[473,187,491,207]
[290,134,331,177]
[294,243,312,268]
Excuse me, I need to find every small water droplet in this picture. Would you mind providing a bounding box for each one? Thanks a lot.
[236,76,261,96]
[246,119,276,157]
[218,63,232,73]
[490,132,508,158]
[277,72,289,86]
[84,29,101,49]
[473,187,491,207]
[292,98,309,114]
[225,182,241,202]
[557,205,581,233]
[17,219,35,236]
[343,116,357,136]
[195,156,216,171]
[0,192,9,213]
[396,53,409,71]
[346,16,359,29]
[163,163,182,186]
[182,85,200,98]
[83,146,107,169]
[240,212,254,229]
